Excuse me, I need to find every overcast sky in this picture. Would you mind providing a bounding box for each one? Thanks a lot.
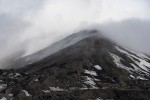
[0,0,150,62]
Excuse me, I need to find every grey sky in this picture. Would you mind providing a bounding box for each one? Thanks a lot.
[0,0,150,63]
[99,19,150,55]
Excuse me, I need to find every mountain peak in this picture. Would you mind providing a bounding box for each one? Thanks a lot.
[0,30,150,99]
[76,29,101,37]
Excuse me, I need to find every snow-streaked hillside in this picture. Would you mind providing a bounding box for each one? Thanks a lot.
[0,30,149,100]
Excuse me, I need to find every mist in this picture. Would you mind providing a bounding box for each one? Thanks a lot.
[0,0,150,68]
[99,19,150,55]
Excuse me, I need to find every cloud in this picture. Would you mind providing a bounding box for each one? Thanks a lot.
[0,0,45,59]
[18,0,150,56]
[99,19,150,54]
[0,0,150,68]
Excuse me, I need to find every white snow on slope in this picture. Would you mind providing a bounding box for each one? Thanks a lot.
[10,73,21,78]
[8,94,13,97]
[130,63,149,75]
[49,87,65,91]
[94,78,100,81]
[136,76,148,80]
[110,51,149,80]
[94,65,102,70]
[124,47,150,61]
[130,74,147,80]
[0,97,7,100]
[42,90,50,93]
[84,70,97,76]
[95,97,104,100]
[115,46,150,75]
[130,75,135,79]
[109,53,132,71]
[83,76,98,89]
[35,79,39,82]
[22,90,31,96]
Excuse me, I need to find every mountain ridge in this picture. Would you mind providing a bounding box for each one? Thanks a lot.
[2,30,101,69]
[0,30,149,100]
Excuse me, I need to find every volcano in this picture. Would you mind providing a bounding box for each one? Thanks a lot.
[0,30,150,100]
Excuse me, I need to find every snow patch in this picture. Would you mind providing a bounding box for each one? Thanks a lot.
[42,90,50,93]
[94,65,102,70]
[84,70,97,76]
[80,87,88,90]
[95,97,103,100]
[130,75,135,79]
[130,74,148,80]
[35,79,39,82]
[130,63,149,75]
[49,87,65,91]
[8,94,13,97]
[83,76,98,89]
[136,76,148,80]
[10,73,21,78]
[109,53,131,71]
[22,90,31,96]
[94,78,101,81]
[0,84,7,92]
[123,47,150,61]
[115,46,150,75]
[130,55,150,72]
[0,97,7,100]
[14,73,21,77]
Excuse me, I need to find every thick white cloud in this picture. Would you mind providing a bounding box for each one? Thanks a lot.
[0,0,150,63]
[19,0,150,55]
